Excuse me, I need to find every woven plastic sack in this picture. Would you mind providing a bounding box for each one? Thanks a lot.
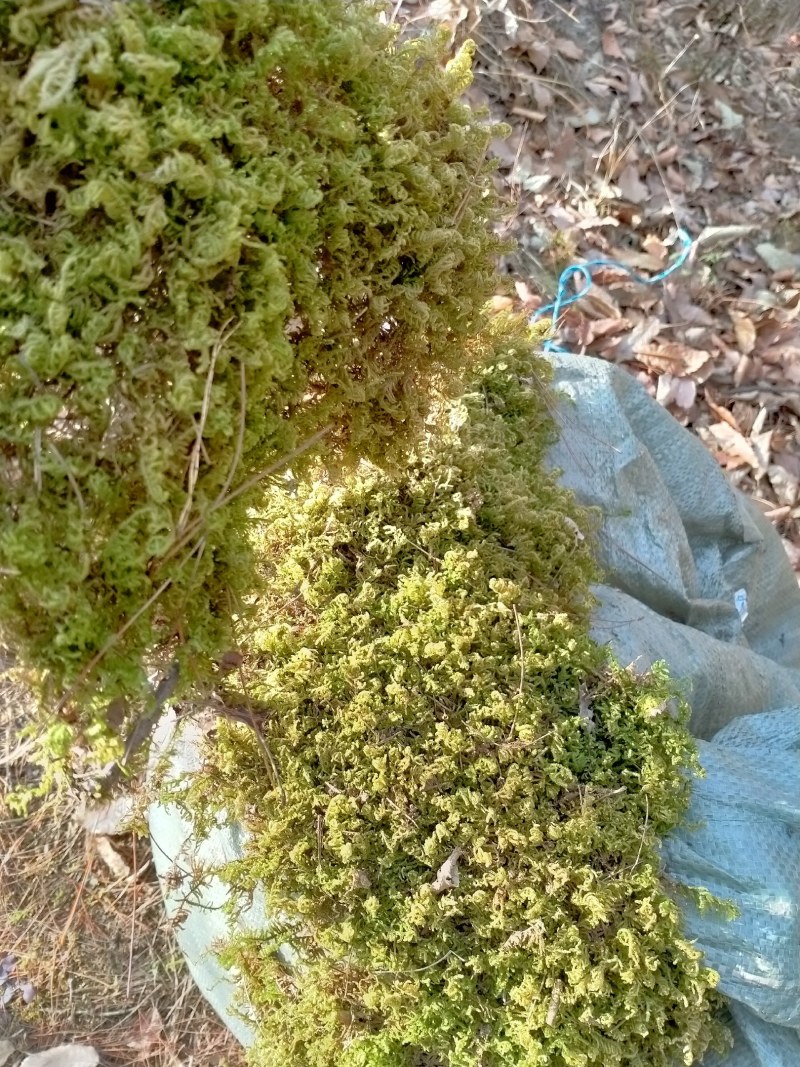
[148,354,800,1062]
[662,709,800,1067]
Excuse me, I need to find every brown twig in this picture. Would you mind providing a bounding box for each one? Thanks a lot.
[236,662,286,806]
[177,319,238,535]
[127,835,137,999]
[213,358,248,510]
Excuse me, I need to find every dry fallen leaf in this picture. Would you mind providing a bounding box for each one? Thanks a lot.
[639,341,713,379]
[704,393,741,430]
[431,848,464,894]
[601,30,625,59]
[749,429,773,477]
[128,1006,166,1060]
[730,311,757,355]
[755,243,800,274]
[617,164,649,204]
[612,316,662,361]
[704,423,760,469]
[768,464,799,506]
[502,921,546,951]
[656,374,696,411]
[695,224,756,250]
[580,281,623,320]
[20,1047,99,1067]
[80,794,135,836]
[95,835,131,880]
[553,37,583,60]
[530,80,553,109]
[525,41,551,72]
[662,285,715,327]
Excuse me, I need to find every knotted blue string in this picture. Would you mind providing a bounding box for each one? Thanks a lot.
[532,228,693,354]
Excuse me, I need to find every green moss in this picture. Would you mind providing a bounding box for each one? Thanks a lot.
[182,331,727,1067]
[0,0,505,731]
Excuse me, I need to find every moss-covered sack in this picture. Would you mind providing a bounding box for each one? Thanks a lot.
[177,330,728,1067]
[0,0,503,738]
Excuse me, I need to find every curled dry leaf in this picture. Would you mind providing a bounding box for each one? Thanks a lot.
[553,37,583,61]
[502,921,546,951]
[730,311,757,355]
[768,463,800,506]
[352,869,371,890]
[601,30,625,59]
[431,848,464,894]
[656,374,696,411]
[703,423,759,470]
[95,835,131,880]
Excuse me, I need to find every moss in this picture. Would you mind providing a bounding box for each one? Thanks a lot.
[0,0,505,734]
[181,328,727,1067]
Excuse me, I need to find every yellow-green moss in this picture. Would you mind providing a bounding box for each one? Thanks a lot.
[0,0,505,730]
[183,330,727,1067]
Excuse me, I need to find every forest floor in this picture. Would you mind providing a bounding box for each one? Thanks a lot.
[0,669,245,1067]
[3,2,800,1064]
[400,0,800,571]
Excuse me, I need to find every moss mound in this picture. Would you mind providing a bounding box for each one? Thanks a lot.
[0,0,503,723]
[186,330,726,1067]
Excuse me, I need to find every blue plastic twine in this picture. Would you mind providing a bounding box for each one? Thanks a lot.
[532,228,693,354]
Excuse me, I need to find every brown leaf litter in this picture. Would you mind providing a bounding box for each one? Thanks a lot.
[397,0,800,575]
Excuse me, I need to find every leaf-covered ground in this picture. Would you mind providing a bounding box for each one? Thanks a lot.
[398,0,800,572]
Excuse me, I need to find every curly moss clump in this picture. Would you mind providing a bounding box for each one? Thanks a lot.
[0,0,504,721]
[187,331,726,1067]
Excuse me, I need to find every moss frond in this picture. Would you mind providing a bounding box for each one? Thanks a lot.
[184,335,727,1067]
[0,0,504,727]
